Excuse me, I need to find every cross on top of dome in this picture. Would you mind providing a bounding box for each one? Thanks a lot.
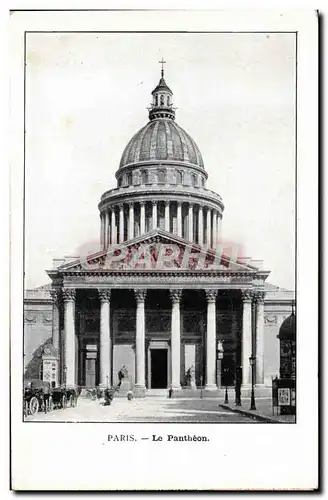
[149,60,175,121]
[159,57,166,77]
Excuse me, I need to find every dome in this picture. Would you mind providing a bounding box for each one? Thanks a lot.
[119,119,204,169]
[278,311,296,341]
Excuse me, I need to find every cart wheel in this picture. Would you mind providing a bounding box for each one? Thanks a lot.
[71,395,77,408]
[29,396,39,415]
[61,395,67,409]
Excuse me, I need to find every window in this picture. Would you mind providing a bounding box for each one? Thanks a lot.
[192,174,198,187]
[118,177,123,187]
[127,173,133,186]
[176,170,183,185]
[141,170,148,184]
[167,95,170,106]
[155,95,158,106]
[158,170,166,184]
[201,177,205,187]
[160,95,164,105]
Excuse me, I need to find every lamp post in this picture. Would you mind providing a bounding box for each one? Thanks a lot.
[63,366,67,390]
[235,364,242,407]
[217,340,224,389]
[249,355,256,411]
[223,364,229,405]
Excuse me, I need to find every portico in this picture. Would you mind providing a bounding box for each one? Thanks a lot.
[49,234,267,395]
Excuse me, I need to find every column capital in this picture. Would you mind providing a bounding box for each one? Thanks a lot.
[98,289,111,302]
[164,200,170,207]
[152,200,158,206]
[205,289,218,302]
[62,289,76,302]
[134,289,147,303]
[253,290,266,303]
[169,289,182,303]
[49,288,62,303]
[140,200,146,207]
[177,200,182,207]
[241,289,253,303]
[118,202,124,210]
[128,201,134,208]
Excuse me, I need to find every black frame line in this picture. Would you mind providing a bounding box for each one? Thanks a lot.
[20,30,298,425]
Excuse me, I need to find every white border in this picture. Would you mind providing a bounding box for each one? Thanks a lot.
[9,9,318,491]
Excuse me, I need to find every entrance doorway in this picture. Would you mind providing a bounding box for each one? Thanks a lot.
[150,349,168,388]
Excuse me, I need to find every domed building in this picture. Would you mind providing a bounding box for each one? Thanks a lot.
[24,66,295,396]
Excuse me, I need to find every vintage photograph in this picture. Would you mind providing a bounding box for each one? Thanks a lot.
[23,31,296,424]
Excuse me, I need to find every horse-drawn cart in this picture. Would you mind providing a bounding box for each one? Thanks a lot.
[24,379,53,416]
[52,386,79,409]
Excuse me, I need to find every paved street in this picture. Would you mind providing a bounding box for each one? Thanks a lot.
[25,396,260,423]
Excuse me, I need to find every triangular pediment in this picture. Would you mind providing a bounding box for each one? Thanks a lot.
[52,229,264,274]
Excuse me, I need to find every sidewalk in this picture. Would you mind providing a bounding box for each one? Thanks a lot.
[220,397,296,423]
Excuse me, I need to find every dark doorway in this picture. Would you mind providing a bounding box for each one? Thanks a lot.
[151,349,168,388]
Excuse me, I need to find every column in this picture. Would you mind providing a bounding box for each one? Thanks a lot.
[98,289,111,387]
[140,202,146,234]
[198,205,204,246]
[111,208,116,245]
[177,202,182,237]
[164,201,170,232]
[255,291,265,384]
[216,212,219,244]
[104,210,109,248]
[170,289,182,390]
[49,289,61,353]
[128,202,134,240]
[134,289,147,391]
[119,203,124,243]
[100,213,104,248]
[152,201,158,230]
[218,215,222,242]
[212,211,217,248]
[242,290,253,386]
[206,209,211,247]
[205,289,218,390]
[188,204,193,242]
[63,289,76,387]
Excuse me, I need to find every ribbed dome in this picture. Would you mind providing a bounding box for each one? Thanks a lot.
[119,119,204,169]
[278,312,296,341]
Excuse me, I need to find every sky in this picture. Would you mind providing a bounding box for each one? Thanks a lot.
[25,32,296,290]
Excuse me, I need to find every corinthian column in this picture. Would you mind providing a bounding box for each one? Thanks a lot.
[140,202,146,235]
[241,290,253,386]
[152,201,158,230]
[212,211,217,248]
[177,202,182,237]
[206,209,211,247]
[49,288,61,354]
[63,289,76,387]
[100,213,104,248]
[188,204,193,242]
[128,202,134,240]
[134,289,147,392]
[164,201,170,232]
[111,208,116,245]
[119,203,124,243]
[198,205,204,246]
[98,289,111,387]
[170,289,182,390]
[255,291,265,384]
[205,289,218,390]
